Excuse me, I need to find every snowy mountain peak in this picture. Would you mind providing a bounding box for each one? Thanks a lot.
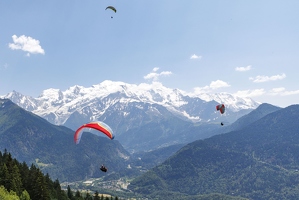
[1,80,260,126]
[1,90,38,111]
[38,88,63,101]
[5,90,22,99]
[193,92,260,111]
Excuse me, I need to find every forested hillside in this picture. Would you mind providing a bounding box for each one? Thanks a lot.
[0,149,68,200]
[129,105,299,199]
[0,149,126,200]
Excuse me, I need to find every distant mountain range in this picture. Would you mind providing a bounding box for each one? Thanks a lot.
[1,81,260,125]
[1,97,293,199]
[1,80,260,152]
[129,104,299,200]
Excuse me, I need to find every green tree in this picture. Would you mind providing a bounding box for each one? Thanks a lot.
[94,191,100,200]
[53,179,68,200]
[75,190,81,197]
[0,150,68,200]
[0,164,10,190]
[67,185,74,199]
[74,190,84,200]
[20,190,30,200]
[10,163,23,196]
[18,162,30,192]
[85,192,93,200]
[0,185,20,200]
[30,170,50,200]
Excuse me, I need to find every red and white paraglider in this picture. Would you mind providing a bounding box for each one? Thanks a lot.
[74,121,114,144]
[74,121,114,173]
[216,104,225,114]
[216,104,225,126]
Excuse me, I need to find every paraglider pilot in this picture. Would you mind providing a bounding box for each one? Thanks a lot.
[100,165,107,172]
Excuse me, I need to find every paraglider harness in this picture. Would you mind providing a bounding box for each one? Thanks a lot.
[100,165,107,172]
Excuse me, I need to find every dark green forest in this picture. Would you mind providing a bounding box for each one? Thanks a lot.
[0,150,123,200]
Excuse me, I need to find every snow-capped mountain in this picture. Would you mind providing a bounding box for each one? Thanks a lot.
[1,80,259,127]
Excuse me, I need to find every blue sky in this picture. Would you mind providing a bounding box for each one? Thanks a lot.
[1,0,299,107]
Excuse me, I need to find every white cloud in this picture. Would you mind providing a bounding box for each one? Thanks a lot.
[190,54,202,60]
[269,87,299,96]
[235,65,251,72]
[9,35,45,55]
[283,90,299,96]
[234,89,265,97]
[234,87,299,97]
[249,73,286,83]
[269,87,285,95]
[193,86,210,94]
[144,68,172,81]
[153,67,159,72]
[193,80,230,93]
[209,80,230,89]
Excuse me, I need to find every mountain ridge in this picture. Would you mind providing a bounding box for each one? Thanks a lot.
[1,81,261,152]
[1,80,260,126]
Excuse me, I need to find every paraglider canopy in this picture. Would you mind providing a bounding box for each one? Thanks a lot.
[74,121,114,144]
[216,104,225,114]
[105,6,116,18]
[105,6,116,13]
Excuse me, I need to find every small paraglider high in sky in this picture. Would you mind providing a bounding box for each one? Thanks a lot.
[105,6,116,18]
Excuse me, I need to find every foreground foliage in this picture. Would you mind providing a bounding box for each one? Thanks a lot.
[0,149,69,200]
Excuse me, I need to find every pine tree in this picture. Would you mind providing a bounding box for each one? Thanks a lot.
[19,162,30,191]
[75,190,80,196]
[0,164,10,190]
[85,192,93,200]
[67,185,74,199]
[0,151,3,167]
[53,178,65,199]
[0,150,68,200]
[30,168,50,200]
[10,163,23,196]
[94,191,100,200]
